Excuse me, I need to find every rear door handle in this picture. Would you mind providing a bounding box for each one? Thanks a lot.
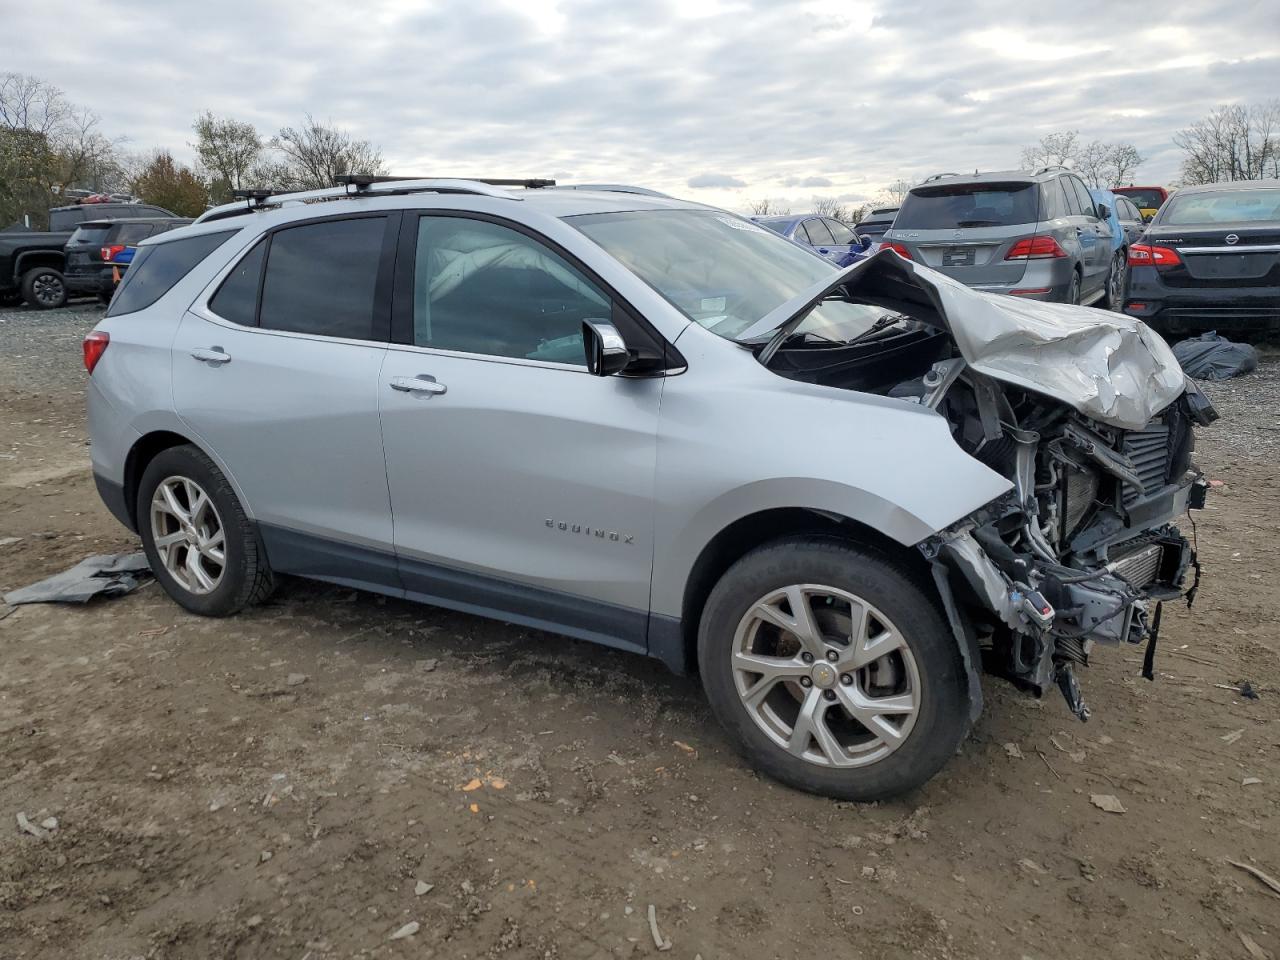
[191,347,230,364]
[389,375,447,396]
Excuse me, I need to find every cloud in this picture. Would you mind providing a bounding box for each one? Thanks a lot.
[1,0,1276,213]
[687,172,748,189]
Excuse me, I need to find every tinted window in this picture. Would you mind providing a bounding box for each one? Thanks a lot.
[801,219,834,245]
[113,223,154,245]
[49,208,87,231]
[107,231,236,316]
[1116,188,1164,209]
[138,206,174,218]
[69,224,111,246]
[1160,188,1280,225]
[413,216,610,364]
[895,183,1040,229]
[209,239,267,326]
[1056,178,1083,216]
[826,219,857,244]
[258,217,386,339]
[1040,181,1066,219]
[1069,178,1097,218]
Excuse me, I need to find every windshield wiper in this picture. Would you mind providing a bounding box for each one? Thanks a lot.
[955,219,1001,227]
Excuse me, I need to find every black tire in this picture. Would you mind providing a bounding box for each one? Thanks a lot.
[137,444,273,616]
[1065,270,1081,306]
[1103,251,1127,312]
[697,537,970,801]
[20,266,67,309]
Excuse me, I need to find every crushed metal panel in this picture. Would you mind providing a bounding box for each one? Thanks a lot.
[4,552,152,605]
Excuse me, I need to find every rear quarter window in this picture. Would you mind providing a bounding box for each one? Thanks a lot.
[106,231,236,317]
[895,183,1040,229]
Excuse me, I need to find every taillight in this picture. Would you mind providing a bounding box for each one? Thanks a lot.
[1128,244,1181,267]
[101,244,126,262]
[882,242,912,260]
[83,331,109,374]
[1005,235,1067,260]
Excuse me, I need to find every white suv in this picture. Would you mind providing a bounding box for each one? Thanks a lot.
[84,177,1213,800]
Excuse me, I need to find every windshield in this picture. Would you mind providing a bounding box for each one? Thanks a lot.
[1114,188,1165,209]
[570,209,894,342]
[895,183,1040,229]
[1160,189,1280,225]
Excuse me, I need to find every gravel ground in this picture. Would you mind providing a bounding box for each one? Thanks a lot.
[2,303,1278,960]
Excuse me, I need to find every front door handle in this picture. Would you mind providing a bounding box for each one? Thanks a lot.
[389,375,447,396]
[191,347,231,364]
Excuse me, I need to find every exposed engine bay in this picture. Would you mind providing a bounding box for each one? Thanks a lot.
[757,252,1218,721]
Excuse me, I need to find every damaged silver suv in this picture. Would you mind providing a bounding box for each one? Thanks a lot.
[85,177,1214,800]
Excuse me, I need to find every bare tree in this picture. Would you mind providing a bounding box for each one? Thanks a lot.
[845,203,869,224]
[267,115,386,190]
[1074,140,1111,187]
[812,195,850,220]
[879,178,913,206]
[1174,101,1280,184]
[1020,130,1080,171]
[192,111,262,199]
[748,197,780,215]
[1104,142,1144,185]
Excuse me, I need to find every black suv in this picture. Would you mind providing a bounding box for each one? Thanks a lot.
[65,217,191,299]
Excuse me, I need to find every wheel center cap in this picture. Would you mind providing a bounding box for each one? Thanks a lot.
[810,662,837,689]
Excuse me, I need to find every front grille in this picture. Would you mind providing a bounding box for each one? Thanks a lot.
[1111,543,1163,588]
[1121,421,1171,507]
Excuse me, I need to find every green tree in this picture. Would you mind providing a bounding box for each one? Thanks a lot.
[192,111,262,202]
[131,150,209,217]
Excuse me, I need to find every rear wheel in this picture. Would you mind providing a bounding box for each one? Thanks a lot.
[1065,270,1081,306]
[137,445,273,616]
[20,266,66,309]
[1104,251,1127,311]
[697,538,970,801]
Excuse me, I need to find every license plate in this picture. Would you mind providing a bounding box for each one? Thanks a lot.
[1189,253,1273,280]
[942,248,975,267]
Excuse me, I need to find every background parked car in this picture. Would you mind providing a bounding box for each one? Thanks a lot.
[751,214,872,263]
[854,206,898,242]
[882,168,1113,306]
[1111,185,1169,222]
[1112,193,1146,245]
[65,217,191,300]
[1089,188,1137,311]
[1123,178,1280,336]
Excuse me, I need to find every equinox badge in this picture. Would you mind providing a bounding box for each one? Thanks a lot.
[545,519,634,544]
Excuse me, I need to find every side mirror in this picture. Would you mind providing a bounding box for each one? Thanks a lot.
[582,319,630,376]
[1097,203,1111,220]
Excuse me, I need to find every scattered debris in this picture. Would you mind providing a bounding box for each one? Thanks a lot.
[1227,859,1280,899]
[1172,331,1259,381]
[40,816,57,831]
[646,904,672,952]
[1239,681,1260,701]
[673,740,697,756]
[1239,931,1269,960]
[1003,742,1024,759]
[1036,750,1062,781]
[462,778,483,792]
[246,914,263,929]
[388,920,420,941]
[414,880,434,896]
[1018,858,1048,875]
[835,877,854,885]
[468,803,479,814]
[3,552,151,605]
[1090,794,1126,814]
[490,777,507,790]
[285,673,308,687]
[137,626,169,638]
[415,658,439,672]
[1221,729,1246,745]
[260,850,273,863]
[16,812,49,839]
[1243,777,1263,787]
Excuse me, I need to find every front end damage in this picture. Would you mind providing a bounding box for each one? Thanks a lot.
[751,250,1219,721]
[916,370,1215,720]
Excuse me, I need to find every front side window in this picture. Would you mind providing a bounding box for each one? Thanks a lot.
[410,217,610,365]
[1069,178,1097,218]
[107,230,236,317]
[258,217,386,339]
[826,219,856,244]
[802,219,835,245]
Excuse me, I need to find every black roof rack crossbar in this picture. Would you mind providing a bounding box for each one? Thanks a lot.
[335,174,555,189]
[230,188,281,201]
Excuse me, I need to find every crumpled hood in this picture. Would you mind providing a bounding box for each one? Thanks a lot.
[741,252,1187,431]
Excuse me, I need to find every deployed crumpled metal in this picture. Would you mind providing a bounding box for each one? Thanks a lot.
[4,552,151,605]
[743,252,1188,431]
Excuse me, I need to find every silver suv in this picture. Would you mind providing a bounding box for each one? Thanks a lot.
[85,177,1212,800]
[884,169,1121,307]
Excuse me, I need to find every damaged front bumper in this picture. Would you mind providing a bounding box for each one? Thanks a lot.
[919,403,1212,724]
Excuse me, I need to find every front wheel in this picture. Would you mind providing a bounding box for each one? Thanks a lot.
[697,538,970,801]
[20,266,66,309]
[137,444,273,616]
[1103,251,1127,311]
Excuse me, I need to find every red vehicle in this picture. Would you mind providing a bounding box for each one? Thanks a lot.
[1111,186,1169,221]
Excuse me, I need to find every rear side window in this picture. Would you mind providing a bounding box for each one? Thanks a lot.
[826,219,856,244]
[258,217,386,339]
[209,239,267,326]
[801,219,834,245]
[1068,178,1097,218]
[106,231,236,317]
[895,183,1040,229]
[113,223,154,244]
[49,208,87,231]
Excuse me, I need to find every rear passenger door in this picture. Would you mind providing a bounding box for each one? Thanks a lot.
[823,218,858,260]
[1066,176,1108,297]
[379,212,662,652]
[800,218,837,259]
[172,214,400,587]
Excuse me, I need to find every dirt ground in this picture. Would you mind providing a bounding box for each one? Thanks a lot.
[2,301,1278,960]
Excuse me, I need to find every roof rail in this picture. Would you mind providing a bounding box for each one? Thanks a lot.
[194,176,557,225]
[1034,164,1072,175]
[921,172,960,183]
[554,183,673,198]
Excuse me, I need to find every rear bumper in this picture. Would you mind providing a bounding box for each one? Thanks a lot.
[94,471,135,532]
[64,267,116,296]
[1123,267,1280,334]
[967,258,1075,302]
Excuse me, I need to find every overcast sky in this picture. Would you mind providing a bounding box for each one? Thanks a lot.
[6,0,1279,211]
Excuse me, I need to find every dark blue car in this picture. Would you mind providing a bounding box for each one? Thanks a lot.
[752,214,874,265]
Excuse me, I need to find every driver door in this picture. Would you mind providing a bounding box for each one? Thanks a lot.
[379,213,663,652]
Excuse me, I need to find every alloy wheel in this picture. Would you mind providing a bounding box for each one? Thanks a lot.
[1109,254,1127,311]
[150,476,225,594]
[731,584,921,768]
[32,273,64,306]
